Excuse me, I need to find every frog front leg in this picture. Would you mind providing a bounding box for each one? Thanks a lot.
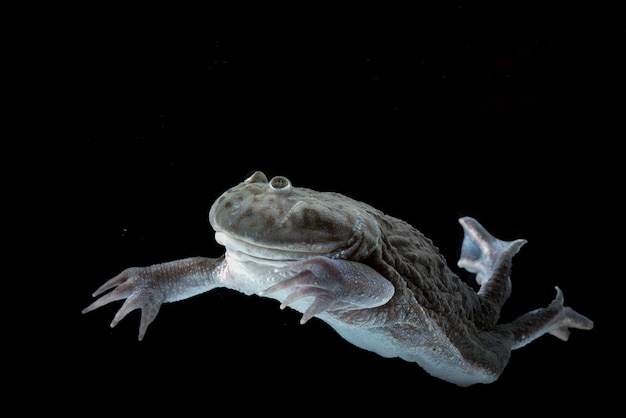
[259,256,395,324]
[82,256,228,340]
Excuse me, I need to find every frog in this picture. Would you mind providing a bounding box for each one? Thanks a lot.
[82,171,593,386]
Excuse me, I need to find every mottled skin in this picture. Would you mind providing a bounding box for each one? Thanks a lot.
[83,171,593,386]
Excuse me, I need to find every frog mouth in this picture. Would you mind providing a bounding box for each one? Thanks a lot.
[214,231,346,263]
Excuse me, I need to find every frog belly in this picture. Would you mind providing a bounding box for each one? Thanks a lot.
[328,322,497,386]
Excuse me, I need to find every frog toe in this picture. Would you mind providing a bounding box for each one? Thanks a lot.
[457,216,526,286]
[260,271,344,323]
[259,256,394,322]
[296,293,337,324]
[511,287,593,349]
[547,287,594,340]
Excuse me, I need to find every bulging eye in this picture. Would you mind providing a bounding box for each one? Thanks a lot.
[244,171,268,184]
[269,176,292,194]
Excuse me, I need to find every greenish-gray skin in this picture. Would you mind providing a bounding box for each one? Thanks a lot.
[83,171,594,386]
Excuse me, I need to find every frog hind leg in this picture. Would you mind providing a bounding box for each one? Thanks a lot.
[457,217,594,347]
[457,216,527,309]
[508,287,593,349]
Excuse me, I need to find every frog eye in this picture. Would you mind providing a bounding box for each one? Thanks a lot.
[244,171,268,184]
[269,176,292,194]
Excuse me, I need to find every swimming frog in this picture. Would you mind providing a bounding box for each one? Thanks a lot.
[83,171,593,386]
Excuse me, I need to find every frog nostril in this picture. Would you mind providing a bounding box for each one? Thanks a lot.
[269,176,292,193]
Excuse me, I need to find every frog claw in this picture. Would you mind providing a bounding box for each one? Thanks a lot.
[259,256,395,323]
[299,294,336,324]
[82,265,170,341]
[279,285,326,309]
[260,270,342,323]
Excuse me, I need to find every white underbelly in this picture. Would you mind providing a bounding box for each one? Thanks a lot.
[221,250,318,313]
[328,322,496,386]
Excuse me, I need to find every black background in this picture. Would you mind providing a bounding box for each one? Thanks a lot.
[36,1,621,415]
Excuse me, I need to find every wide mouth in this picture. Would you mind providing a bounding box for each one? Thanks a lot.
[214,231,346,262]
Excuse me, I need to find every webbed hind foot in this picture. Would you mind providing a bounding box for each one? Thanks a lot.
[510,287,594,349]
[457,216,526,307]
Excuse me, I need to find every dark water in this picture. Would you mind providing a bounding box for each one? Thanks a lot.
[37,1,618,415]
